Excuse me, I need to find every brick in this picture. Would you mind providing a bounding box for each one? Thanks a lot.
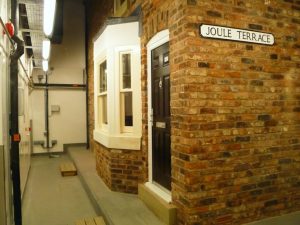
[235,136,251,142]
[241,184,257,191]
[207,10,222,17]
[292,5,300,10]
[250,189,263,196]
[198,62,210,68]
[270,54,278,59]
[279,158,292,164]
[258,181,271,188]
[266,174,278,180]
[271,74,284,79]
[242,58,254,64]
[292,18,300,24]
[249,66,263,71]
[218,122,234,129]
[264,199,278,207]
[179,153,190,161]
[200,108,216,114]
[246,45,253,50]
[286,36,297,41]
[248,24,263,30]
[201,123,216,130]
[199,197,217,206]
[187,0,196,5]
[258,114,272,121]
[236,122,248,128]
[234,163,250,171]
[250,80,264,86]
[293,107,300,112]
[281,55,291,60]
[265,119,278,127]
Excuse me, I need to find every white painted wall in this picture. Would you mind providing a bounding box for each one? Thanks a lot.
[31,0,86,153]
[18,55,32,196]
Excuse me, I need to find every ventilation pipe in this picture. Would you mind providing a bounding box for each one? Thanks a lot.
[10,0,24,224]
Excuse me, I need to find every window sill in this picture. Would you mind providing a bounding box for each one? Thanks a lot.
[93,129,141,150]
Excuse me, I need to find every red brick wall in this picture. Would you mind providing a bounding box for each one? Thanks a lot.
[87,0,300,223]
[171,0,300,224]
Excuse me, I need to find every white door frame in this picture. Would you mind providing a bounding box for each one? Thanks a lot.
[146,29,171,203]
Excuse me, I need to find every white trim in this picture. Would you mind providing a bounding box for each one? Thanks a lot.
[147,29,170,186]
[93,129,141,150]
[145,182,172,203]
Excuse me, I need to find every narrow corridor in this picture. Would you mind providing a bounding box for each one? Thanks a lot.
[22,154,96,225]
[1,0,300,225]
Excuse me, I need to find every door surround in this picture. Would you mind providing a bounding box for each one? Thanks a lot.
[146,29,171,203]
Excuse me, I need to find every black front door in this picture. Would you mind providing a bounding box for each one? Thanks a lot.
[151,42,171,190]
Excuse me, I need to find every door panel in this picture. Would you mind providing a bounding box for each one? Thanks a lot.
[151,42,171,190]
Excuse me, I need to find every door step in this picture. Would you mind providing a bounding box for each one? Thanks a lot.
[138,184,177,225]
[75,216,106,225]
[60,162,77,176]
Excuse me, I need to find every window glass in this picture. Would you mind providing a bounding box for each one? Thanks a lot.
[99,61,107,93]
[124,92,133,126]
[102,95,108,124]
[98,60,108,126]
[122,54,131,89]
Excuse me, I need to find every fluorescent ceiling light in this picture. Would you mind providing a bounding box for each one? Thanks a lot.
[43,0,56,36]
[42,39,51,60]
[42,60,49,72]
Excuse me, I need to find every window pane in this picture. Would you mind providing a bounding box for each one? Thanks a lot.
[97,97,101,128]
[100,61,107,93]
[124,92,133,126]
[122,54,131,89]
[102,95,108,124]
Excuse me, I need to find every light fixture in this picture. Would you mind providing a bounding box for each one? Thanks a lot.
[42,39,51,60]
[43,0,56,36]
[42,60,49,72]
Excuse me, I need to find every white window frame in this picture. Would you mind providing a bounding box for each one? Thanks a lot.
[93,21,142,151]
[95,56,108,131]
[98,59,108,129]
[119,50,133,133]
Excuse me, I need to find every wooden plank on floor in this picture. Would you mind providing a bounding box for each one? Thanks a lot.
[75,216,106,225]
[60,162,77,176]
[75,219,86,225]
[85,218,95,225]
[94,217,106,225]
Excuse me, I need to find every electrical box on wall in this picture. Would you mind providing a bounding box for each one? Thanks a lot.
[51,105,60,113]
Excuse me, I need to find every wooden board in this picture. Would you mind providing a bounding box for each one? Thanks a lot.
[75,217,106,225]
[75,219,85,225]
[60,162,77,176]
[94,217,106,225]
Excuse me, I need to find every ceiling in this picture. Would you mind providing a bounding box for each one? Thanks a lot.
[19,0,63,68]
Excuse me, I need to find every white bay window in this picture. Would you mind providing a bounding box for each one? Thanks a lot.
[93,20,141,150]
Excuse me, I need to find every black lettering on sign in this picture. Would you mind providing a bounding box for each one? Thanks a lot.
[200,24,275,45]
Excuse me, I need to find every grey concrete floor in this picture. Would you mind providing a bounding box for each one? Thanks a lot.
[22,154,97,225]
[68,146,165,225]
